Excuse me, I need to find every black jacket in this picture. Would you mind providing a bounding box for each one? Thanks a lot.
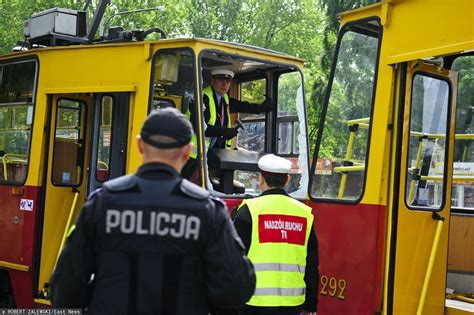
[233,188,319,314]
[50,162,256,314]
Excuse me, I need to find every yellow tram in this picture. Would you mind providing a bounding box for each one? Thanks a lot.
[0,0,473,314]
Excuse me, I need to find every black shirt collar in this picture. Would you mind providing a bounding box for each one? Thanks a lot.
[136,162,180,179]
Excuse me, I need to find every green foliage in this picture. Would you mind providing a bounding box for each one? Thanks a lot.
[0,0,376,161]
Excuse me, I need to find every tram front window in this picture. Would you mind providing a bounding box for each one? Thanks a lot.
[200,51,308,197]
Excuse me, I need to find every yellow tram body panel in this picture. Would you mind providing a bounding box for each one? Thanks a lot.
[323,0,474,314]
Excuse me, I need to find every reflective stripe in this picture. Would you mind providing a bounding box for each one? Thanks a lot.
[254,287,306,297]
[253,263,305,273]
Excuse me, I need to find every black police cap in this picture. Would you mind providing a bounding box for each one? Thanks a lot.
[140,108,193,149]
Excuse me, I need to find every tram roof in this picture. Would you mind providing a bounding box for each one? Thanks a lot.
[337,0,474,64]
[0,37,304,65]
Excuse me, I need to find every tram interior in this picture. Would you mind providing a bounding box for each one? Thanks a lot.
[150,48,309,198]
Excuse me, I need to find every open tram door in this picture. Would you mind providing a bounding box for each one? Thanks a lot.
[387,62,457,314]
[35,92,129,302]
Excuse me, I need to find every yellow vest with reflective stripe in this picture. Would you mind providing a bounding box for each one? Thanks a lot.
[203,86,232,150]
[241,194,313,307]
[185,110,199,159]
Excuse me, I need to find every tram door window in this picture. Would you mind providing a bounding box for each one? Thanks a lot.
[52,99,86,186]
[451,56,474,211]
[0,60,37,184]
[405,75,450,209]
[88,93,129,193]
[310,20,381,201]
[96,96,113,182]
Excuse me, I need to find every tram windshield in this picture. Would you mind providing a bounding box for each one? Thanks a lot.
[149,47,308,197]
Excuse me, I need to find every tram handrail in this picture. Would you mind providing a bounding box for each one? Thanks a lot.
[333,165,365,173]
[410,131,474,140]
[1,153,28,180]
[416,213,444,315]
[97,160,109,170]
[337,117,370,198]
[347,117,370,125]
[55,190,80,268]
[417,175,474,181]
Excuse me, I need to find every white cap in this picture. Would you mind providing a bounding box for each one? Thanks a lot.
[211,68,234,79]
[258,154,292,174]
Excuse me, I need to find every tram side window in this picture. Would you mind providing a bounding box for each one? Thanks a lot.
[310,20,381,201]
[151,49,195,115]
[96,96,113,182]
[451,56,474,211]
[0,60,37,184]
[150,49,198,182]
[277,71,307,196]
[405,75,450,209]
[52,99,86,186]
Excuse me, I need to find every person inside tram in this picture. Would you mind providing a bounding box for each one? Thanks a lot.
[182,67,274,190]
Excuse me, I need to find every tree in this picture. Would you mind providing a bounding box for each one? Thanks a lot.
[308,0,377,152]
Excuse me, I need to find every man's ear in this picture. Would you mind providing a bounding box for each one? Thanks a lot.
[285,174,291,186]
[183,143,192,161]
[259,174,265,186]
[136,135,144,154]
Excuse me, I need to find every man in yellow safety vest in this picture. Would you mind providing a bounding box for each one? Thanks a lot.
[182,68,273,181]
[234,154,319,315]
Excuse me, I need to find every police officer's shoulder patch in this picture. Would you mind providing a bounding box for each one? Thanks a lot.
[180,179,210,200]
[87,187,103,200]
[209,195,226,207]
[103,174,137,192]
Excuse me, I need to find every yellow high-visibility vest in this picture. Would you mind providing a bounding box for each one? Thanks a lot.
[188,86,231,158]
[240,194,313,307]
[204,86,232,149]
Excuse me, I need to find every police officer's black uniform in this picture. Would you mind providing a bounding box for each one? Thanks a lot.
[50,108,256,314]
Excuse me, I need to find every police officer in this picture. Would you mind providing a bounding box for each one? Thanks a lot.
[50,108,256,314]
[233,154,319,315]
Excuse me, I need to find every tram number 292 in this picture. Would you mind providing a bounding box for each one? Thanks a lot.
[320,275,346,300]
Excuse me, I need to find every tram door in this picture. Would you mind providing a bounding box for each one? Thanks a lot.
[390,63,457,314]
[37,92,129,296]
[87,93,129,193]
